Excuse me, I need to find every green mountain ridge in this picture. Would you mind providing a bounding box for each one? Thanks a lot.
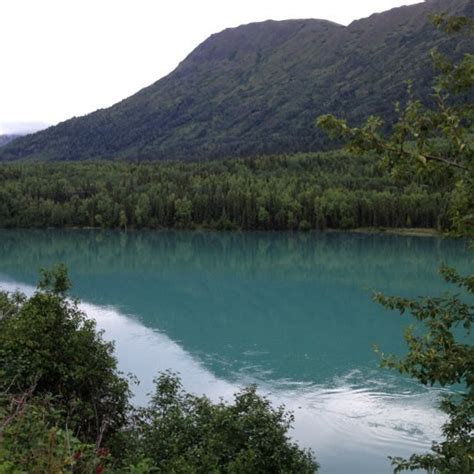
[1,0,472,162]
[0,135,22,147]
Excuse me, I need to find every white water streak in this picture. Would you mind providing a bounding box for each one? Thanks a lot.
[1,278,444,473]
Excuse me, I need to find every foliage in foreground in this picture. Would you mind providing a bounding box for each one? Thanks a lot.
[124,373,316,473]
[0,265,318,473]
[375,266,474,473]
[318,13,473,473]
[0,265,130,445]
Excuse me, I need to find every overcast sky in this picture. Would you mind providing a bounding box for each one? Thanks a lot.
[0,0,423,134]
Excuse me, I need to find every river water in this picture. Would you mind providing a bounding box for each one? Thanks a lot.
[0,229,471,473]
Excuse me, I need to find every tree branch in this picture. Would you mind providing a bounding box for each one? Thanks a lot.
[421,153,468,171]
[382,143,468,171]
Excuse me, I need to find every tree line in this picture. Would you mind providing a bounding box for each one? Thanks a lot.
[0,151,456,231]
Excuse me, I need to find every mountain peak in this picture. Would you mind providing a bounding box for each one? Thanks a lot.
[1,0,471,162]
[177,19,343,72]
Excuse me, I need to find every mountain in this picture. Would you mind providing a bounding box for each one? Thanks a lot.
[1,0,471,162]
[0,135,22,147]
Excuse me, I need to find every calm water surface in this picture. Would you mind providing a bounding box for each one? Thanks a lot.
[0,230,471,473]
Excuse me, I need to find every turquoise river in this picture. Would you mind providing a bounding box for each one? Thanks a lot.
[0,230,471,473]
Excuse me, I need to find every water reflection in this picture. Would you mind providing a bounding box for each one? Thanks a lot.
[0,229,470,473]
[0,230,470,385]
[0,278,444,474]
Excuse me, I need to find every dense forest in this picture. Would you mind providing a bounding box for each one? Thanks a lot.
[0,151,456,231]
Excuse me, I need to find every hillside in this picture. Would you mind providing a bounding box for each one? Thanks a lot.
[1,0,472,162]
[0,135,21,147]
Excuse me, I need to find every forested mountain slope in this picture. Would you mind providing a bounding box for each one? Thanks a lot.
[0,135,21,147]
[1,0,471,162]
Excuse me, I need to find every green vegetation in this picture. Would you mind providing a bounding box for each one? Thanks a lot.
[0,151,456,231]
[0,135,20,147]
[1,4,472,472]
[0,0,471,162]
[318,13,473,472]
[0,267,130,445]
[129,374,316,473]
[375,267,474,473]
[0,266,318,473]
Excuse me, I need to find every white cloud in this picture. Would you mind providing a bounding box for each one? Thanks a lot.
[0,122,49,135]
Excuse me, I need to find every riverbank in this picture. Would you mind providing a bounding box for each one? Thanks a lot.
[0,225,445,237]
[352,227,443,237]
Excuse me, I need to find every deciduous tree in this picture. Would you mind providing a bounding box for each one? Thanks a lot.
[318,14,473,472]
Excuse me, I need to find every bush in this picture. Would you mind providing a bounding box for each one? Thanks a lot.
[0,393,101,473]
[0,264,130,444]
[0,266,319,473]
[122,372,317,473]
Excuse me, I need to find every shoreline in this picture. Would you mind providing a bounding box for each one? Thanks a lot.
[0,226,448,238]
[351,227,443,238]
